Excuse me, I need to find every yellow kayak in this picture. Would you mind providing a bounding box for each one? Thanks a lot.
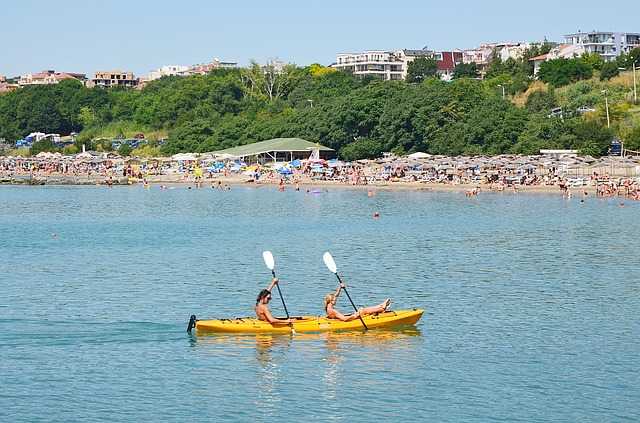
[191,309,424,334]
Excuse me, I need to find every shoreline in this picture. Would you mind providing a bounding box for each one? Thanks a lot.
[0,173,594,194]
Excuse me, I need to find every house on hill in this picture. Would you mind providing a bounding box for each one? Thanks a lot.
[18,70,87,86]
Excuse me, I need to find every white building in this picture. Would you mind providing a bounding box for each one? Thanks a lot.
[499,43,534,62]
[333,50,406,80]
[147,65,190,81]
[564,31,640,61]
[462,42,538,77]
[529,44,587,76]
[332,48,460,81]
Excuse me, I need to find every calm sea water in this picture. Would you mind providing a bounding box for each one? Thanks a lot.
[1,185,638,422]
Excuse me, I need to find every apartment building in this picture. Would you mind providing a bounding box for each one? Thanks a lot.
[333,48,461,81]
[90,71,139,88]
[333,50,406,80]
[564,31,640,61]
[18,70,87,86]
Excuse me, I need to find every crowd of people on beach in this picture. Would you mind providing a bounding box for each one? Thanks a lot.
[2,153,640,202]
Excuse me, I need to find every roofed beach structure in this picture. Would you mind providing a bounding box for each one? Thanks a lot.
[213,138,335,164]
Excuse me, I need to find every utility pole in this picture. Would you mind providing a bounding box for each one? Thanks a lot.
[497,84,505,100]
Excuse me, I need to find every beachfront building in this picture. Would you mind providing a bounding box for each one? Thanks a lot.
[213,138,335,164]
[564,31,640,61]
[529,44,587,76]
[332,48,462,81]
[18,70,87,86]
[89,71,139,88]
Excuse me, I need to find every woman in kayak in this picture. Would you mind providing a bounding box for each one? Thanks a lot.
[324,282,391,321]
[255,278,294,324]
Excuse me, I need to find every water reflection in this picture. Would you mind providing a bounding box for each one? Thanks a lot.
[192,328,422,370]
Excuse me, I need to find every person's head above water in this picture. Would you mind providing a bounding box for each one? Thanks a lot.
[257,289,272,305]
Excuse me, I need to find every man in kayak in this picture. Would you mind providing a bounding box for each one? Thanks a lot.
[324,282,391,322]
[255,278,294,324]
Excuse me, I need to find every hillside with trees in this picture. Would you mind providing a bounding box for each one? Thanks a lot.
[1,48,639,159]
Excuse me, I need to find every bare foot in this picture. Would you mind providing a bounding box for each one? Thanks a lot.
[383,298,391,311]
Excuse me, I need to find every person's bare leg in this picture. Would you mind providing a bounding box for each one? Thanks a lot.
[359,299,391,316]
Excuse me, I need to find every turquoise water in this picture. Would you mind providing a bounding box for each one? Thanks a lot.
[1,185,639,422]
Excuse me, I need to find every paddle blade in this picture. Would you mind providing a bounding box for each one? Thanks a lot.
[262,251,275,271]
[323,252,337,274]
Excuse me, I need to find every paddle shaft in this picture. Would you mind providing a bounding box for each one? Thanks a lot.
[335,273,369,331]
[271,270,293,322]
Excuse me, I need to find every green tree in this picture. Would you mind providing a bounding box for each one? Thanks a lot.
[339,138,384,160]
[571,119,613,156]
[30,138,60,155]
[623,125,640,151]
[616,47,640,69]
[526,90,557,113]
[581,53,604,71]
[538,58,593,87]
[78,106,96,127]
[406,57,438,82]
[118,143,133,157]
[599,61,620,81]
[453,62,480,79]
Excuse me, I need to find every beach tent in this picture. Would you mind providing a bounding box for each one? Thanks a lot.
[172,153,198,161]
[213,138,334,164]
[408,152,431,159]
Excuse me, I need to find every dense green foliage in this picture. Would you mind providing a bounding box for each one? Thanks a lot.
[453,63,480,79]
[525,90,557,113]
[599,62,620,81]
[538,47,640,87]
[2,57,635,158]
[538,58,594,87]
[406,57,438,83]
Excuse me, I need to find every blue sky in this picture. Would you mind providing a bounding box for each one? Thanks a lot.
[2,0,638,77]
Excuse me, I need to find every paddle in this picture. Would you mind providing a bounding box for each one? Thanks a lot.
[262,251,295,334]
[322,252,369,331]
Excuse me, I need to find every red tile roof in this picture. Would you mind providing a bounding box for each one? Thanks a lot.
[437,51,463,71]
[529,54,548,61]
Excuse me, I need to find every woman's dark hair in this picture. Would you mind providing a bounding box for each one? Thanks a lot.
[256,289,271,305]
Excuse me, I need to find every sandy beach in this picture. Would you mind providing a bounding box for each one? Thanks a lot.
[1,172,596,194]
